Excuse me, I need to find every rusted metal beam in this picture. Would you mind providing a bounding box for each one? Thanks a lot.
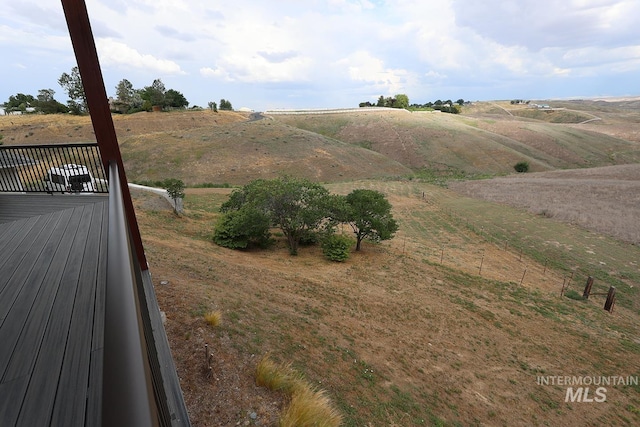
[61,0,148,270]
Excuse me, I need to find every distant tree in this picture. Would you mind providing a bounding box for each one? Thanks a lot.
[344,189,398,251]
[58,66,87,114]
[35,89,68,114]
[395,94,409,109]
[514,161,530,173]
[140,78,166,109]
[3,93,36,113]
[219,99,233,110]
[164,89,188,109]
[208,101,218,112]
[164,178,185,214]
[456,98,465,106]
[116,79,135,104]
[376,96,385,107]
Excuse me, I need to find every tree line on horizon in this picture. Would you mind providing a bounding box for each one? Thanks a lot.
[2,66,235,116]
[359,94,465,114]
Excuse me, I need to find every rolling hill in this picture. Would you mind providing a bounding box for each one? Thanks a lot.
[3,99,639,185]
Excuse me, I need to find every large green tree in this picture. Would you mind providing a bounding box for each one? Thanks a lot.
[58,66,87,114]
[219,177,331,255]
[344,189,398,251]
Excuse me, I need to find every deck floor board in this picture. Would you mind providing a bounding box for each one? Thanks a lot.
[0,194,108,427]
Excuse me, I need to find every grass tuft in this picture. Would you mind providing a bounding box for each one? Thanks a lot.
[256,355,342,427]
[204,310,222,327]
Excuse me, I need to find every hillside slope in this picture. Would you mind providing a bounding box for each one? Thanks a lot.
[2,101,639,184]
[274,104,640,175]
[119,117,412,185]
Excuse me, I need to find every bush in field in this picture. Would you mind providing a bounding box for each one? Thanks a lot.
[213,208,272,249]
[321,234,353,262]
[514,161,530,173]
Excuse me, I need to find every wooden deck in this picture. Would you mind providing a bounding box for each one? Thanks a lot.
[0,194,108,426]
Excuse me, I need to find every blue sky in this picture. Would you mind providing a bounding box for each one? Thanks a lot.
[1,0,639,111]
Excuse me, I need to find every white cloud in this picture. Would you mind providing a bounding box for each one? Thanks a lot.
[336,50,415,95]
[1,0,639,110]
[96,39,185,75]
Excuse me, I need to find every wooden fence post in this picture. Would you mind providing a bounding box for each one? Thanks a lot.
[560,278,567,297]
[519,267,527,286]
[583,276,594,299]
[604,286,616,313]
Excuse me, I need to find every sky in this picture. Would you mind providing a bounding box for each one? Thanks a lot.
[1,0,639,111]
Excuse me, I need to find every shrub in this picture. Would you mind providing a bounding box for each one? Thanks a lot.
[213,208,271,249]
[204,310,222,327]
[321,234,353,262]
[514,161,530,173]
[256,355,342,427]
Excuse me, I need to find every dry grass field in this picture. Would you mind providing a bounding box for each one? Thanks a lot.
[2,100,640,425]
[134,181,640,426]
[449,164,640,244]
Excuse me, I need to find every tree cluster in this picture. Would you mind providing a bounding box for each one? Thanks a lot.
[219,99,233,111]
[409,99,464,114]
[113,78,188,113]
[359,95,464,114]
[359,94,409,109]
[2,90,69,115]
[2,67,190,115]
[213,177,398,260]
[207,99,233,112]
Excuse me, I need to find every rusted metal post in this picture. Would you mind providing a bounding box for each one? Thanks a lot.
[61,0,148,271]
[604,286,616,313]
[583,276,594,299]
[478,253,485,275]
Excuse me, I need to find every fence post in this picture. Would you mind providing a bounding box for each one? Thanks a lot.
[604,286,616,313]
[560,278,567,297]
[583,276,594,299]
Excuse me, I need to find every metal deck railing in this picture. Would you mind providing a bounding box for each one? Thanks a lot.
[0,143,108,193]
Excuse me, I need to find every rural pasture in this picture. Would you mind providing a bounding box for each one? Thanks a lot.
[1,99,639,425]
